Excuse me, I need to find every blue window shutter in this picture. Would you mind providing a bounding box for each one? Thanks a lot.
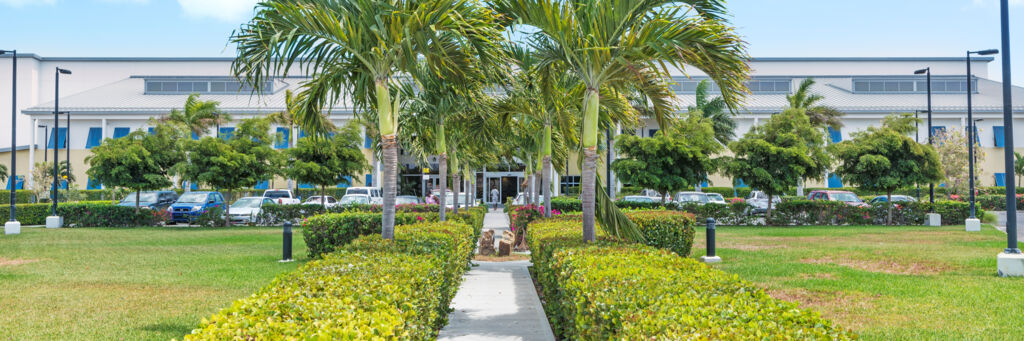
[60,180,68,190]
[364,134,372,148]
[991,173,1007,186]
[112,127,130,139]
[701,180,709,187]
[648,129,659,138]
[931,126,946,138]
[828,127,842,143]
[365,174,373,187]
[735,178,747,188]
[994,126,1005,147]
[337,176,352,188]
[190,181,199,191]
[275,127,290,149]
[219,127,235,140]
[147,127,155,135]
[47,128,56,148]
[87,177,102,190]
[254,180,269,190]
[191,131,199,140]
[48,128,68,148]
[298,183,314,189]
[828,173,844,188]
[85,127,102,149]
[10,175,24,190]
[969,126,979,144]
[299,129,307,138]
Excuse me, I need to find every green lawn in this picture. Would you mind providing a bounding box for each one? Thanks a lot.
[693,224,1024,340]
[0,226,307,340]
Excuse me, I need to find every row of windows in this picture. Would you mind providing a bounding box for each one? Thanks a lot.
[44,126,372,150]
[670,78,792,94]
[145,80,273,94]
[852,79,978,93]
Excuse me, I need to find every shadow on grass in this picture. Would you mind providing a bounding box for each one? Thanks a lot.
[140,322,193,336]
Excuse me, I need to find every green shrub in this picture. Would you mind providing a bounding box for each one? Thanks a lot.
[526,220,853,340]
[184,221,474,340]
[549,196,581,213]
[258,203,455,226]
[627,210,696,256]
[301,212,438,258]
[701,186,752,199]
[0,202,161,226]
[976,195,1024,211]
[678,202,758,226]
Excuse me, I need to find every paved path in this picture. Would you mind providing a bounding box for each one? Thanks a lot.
[437,210,555,341]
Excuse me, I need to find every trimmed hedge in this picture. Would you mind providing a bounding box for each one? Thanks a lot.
[0,202,162,226]
[183,221,475,340]
[976,194,1024,211]
[302,207,486,258]
[257,203,456,226]
[627,210,696,256]
[527,219,854,339]
[769,200,980,226]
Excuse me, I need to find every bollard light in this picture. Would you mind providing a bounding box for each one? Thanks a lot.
[280,221,294,262]
[700,218,722,263]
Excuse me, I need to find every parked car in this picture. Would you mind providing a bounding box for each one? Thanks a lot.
[705,192,727,204]
[396,195,423,206]
[229,197,275,224]
[339,194,371,206]
[807,190,869,207]
[675,192,709,205]
[346,187,383,205]
[303,196,338,208]
[118,191,178,210]
[430,189,457,207]
[638,189,663,202]
[263,189,300,205]
[746,190,782,215]
[168,191,225,224]
[620,195,657,203]
[512,192,548,206]
[869,195,918,204]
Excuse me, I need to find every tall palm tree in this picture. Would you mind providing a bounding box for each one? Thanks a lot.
[494,0,750,241]
[231,0,506,239]
[688,79,735,145]
[161,93,229,138]
[787,78,844,130]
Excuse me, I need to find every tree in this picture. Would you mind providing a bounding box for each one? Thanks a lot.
[30,162,53,203]
[787,78,844,130]
[688,79,735,145]
[268,90,335,191]
[934,128,985,197]
[181,118,279,226]
[494,0,750,241]
[161,94,229,137]
[0,163,7,187]
[829,113,943,224]
[286,124,369,207]
[724,108,829,220]
[612,113,721,203]
[86,126,184,212]
[1015,152,1024,185]
[232,0,507,240]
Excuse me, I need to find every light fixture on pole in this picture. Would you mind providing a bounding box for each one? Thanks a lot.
[1,49,19,235]
[964,49,997,233]
[914,68,935,206]
[995,0,1022,277]
[46,67,71,229]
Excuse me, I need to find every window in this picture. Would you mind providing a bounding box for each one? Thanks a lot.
[87,177,102,190]
[855,78,977,93]
[112,127,130,139]
[995,173,1007,187]
[828,174,844,188]
[670,77,792,94]
[298,183,314,189]
[828,127,842,143]
[337,176,352,188]
[145,79,271,94]
[254,180,270,190]
[219,127,235,140]
[365,174,373,186]
[6,175,23,190]
[275,127,290,149]
[147,127,155,135]
[931,126,947,138]
[994,126,1005,147]
[648,129,659,138]
[364,134,372,148]
[85,127,102,149]
[735,178,747,188]
[47,127,68,148]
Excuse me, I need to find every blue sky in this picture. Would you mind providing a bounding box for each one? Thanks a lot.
[1,0,1022,85]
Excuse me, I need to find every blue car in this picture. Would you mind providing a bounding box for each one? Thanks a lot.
[168,191,225,223]
[118,191,178,210]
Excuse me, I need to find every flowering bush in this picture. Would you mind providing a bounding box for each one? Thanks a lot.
[510,205,545,232]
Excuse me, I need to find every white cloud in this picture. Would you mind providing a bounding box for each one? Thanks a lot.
[0,0,56,7]
[177,0,259,22]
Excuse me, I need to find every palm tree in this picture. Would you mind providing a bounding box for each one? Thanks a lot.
[230,0,506,239]
[688,79,735,145]
[494,0,750,241]
[1015,152,1024,185]
[161,93,229,138]
[787,78,844,130]
[267,90,335,191]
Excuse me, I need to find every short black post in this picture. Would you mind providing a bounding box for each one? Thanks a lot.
[281,222,293,262]
[700,218,721,263]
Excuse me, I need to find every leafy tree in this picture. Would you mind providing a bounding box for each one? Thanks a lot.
[181,118,279,226]
[286,124,369,207]
[30,162,53,203]
[687,79,735,145]
[268,90,335,191]
[86,126,184,212]
[0,163,7,186]
[724,108,829,220]
[494,0,750,241]
[161,93,230,137]
[829,113,943,224]
[934,129,984,197]
[787,78,844,130]
[232,0,507,240]
[612,113,722,203]
[1015,152,1024,185]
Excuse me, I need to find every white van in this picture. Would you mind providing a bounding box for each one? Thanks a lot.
[345,187,383,205]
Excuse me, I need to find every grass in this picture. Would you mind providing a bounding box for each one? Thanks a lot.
[692,224,1024,340]
[0,226,308,340]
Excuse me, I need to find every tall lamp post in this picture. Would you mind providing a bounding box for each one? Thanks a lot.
[914,109,929,200]
[965,49,998,232]
[46,67,71,229]
[996,0,1022,277]
[914,67,934,205]
[1,49,19,235]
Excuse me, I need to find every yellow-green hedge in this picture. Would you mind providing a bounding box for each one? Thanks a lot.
[527,219,855,339]
[183,221,475,340]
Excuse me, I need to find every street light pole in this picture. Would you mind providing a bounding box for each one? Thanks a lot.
[965,49,998,224]
[1,49,19,234]
[65,111,70,183]
[48,67,71,228]
[997,0,1020,258]
[914,67,934,205]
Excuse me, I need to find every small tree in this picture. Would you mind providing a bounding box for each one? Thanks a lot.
[725,108,829,220]
[182,118,279,226]
[286,124,369,207]
[612,113,721,203]
[830,114,943,224]
[1014,152,1023,185]
[86,128,183,212]
[934,129,984,197]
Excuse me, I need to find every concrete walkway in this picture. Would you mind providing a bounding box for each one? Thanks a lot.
[437,210,555,341]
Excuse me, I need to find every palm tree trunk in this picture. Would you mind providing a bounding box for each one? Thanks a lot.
[225,189,232,227]
[528,174,535,206]
[886,190,893,225]
[581,88,600,242]
[135,189,141,214]
[543,156,552,217]
[438,153,447,222]
[453,172,461,214]
[321,185,326,208]
[464,175,471,208]
[766,193,774,224]
[381,136,398,239]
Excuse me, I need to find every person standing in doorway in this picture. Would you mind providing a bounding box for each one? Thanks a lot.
[490,187,500,210]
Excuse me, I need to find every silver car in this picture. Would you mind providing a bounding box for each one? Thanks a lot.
[675,192,709,205]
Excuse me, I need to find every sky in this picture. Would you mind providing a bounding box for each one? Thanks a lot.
[0,0,1022,86]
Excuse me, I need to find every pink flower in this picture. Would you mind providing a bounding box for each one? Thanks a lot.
[416,216,424,221]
